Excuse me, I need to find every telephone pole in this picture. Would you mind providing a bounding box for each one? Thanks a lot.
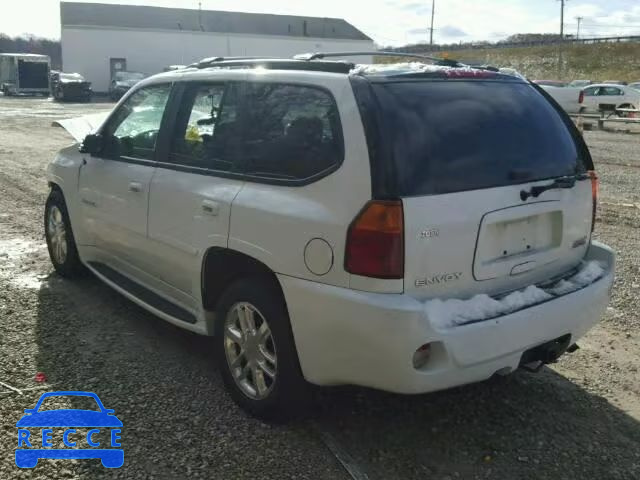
[429,0,435,45]
[559,0,566,40]
[575,16,583,40]
[557,0,567,78]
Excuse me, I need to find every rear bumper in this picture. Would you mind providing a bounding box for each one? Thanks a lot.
[280,242,614,394]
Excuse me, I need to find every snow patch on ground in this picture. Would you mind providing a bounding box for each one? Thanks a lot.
[425,261,607,329]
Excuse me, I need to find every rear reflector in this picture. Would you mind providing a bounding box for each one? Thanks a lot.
[589,170,598,232]
[345,200,404,279]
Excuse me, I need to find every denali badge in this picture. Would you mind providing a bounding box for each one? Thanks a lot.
[415,272,463,287]
[420,228,440,239]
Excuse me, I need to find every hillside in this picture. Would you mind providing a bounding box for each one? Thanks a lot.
[383,42,640,82]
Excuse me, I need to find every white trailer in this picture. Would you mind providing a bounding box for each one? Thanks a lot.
[0,53,51,96]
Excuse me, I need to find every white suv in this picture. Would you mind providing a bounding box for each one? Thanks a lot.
[45,55,615,419]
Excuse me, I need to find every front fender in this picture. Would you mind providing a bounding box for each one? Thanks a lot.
[46,145,88,245]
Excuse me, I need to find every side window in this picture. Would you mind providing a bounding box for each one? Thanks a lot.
[102,84,171,160]
[168,83,240,171]
[583,87,597,97]
[242,83,343,181]
[601,87,622,96]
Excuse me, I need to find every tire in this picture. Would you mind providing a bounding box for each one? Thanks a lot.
[617,104,636,118]
[44,189,84,278]
[215,276,309,420]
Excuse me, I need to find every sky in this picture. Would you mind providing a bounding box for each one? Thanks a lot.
[1,0,640,46]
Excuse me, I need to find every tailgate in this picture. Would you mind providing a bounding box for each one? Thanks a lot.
[403,179,592,300]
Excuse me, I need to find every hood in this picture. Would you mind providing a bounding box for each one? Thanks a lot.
[16,409,123,427]
[52,111,110,142]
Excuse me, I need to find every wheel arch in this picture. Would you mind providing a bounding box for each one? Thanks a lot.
[201,247,286,314]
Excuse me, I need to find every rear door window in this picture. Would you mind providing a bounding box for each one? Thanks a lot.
[363,80,586,197]
[168,82,241,171]
[239,83,343,182]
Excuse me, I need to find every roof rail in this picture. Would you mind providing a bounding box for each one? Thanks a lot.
[293,51,461,66]
[186,57,355,74]
[188,56,270,69]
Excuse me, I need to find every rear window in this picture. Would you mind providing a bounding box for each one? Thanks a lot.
[358,79,587,197]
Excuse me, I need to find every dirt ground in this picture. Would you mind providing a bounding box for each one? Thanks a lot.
[1,95,639,480]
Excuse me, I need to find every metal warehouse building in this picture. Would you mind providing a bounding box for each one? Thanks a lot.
[60,2,374,92]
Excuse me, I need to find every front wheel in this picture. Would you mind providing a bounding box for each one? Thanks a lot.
[215,276,308,420]
[44,189,84,277]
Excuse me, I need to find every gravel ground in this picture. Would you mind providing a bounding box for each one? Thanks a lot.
[1,96,639,479]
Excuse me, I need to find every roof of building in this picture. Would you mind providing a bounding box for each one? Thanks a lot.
[60,2,372,41]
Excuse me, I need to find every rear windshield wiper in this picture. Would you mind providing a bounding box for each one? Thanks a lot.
[520,173,590,201]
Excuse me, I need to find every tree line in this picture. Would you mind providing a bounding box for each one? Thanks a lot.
[0,34,61,69]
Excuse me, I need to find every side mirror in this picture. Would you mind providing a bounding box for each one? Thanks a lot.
[23,409,36,414]
[80,133,103,155]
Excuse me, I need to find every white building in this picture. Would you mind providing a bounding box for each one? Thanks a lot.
[60,2,375,92]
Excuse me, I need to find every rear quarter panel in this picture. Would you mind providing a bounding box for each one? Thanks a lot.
[228,72,372,289]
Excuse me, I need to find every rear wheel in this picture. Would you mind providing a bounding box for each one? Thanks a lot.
[215,276,308,420]
[617,103,636,118]
[44,190,84,277]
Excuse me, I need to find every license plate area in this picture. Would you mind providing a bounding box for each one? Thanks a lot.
[474,205,563,280]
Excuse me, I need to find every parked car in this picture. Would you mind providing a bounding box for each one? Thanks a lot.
[568,79,592,88]
[533,80,567,87]
[580,84,640,116]
[109,71,146,100]
[45,55,615,419]
[602,80,627,85]
[50,71,92,102]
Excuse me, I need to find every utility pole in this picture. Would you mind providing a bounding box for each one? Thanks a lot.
[557,0,567,78]
[559,0,565,40]
[575,16,583,40]
[429,0,435,46]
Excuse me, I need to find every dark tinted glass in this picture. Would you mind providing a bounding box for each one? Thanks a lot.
[241,83,343,181]
[169,83,241,171]
[369,80,585,196]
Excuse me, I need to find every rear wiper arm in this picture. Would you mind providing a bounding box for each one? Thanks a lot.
[520,174,589,201]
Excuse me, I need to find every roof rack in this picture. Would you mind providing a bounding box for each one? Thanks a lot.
[294,51,463,66]
[187,57,355,74]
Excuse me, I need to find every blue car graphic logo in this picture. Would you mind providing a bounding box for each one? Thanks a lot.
[15,391,123,468]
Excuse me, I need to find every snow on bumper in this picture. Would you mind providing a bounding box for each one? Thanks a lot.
[280,242,615,394]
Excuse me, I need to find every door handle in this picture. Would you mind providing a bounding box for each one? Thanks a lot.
[201,200,220,216]
[128,181,143,193]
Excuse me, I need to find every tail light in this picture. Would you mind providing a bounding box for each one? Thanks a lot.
[589,170,598,232]
[579,90,584,104]
[345,200,404,279]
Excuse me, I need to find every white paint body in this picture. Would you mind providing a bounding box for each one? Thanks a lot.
[47,68,615,394]
[61,26,374,92]
[580,84,640,113]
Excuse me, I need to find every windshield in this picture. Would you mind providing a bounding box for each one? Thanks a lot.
[357,79,587,197]
[115,72,145,81]
[60,73,84,81]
